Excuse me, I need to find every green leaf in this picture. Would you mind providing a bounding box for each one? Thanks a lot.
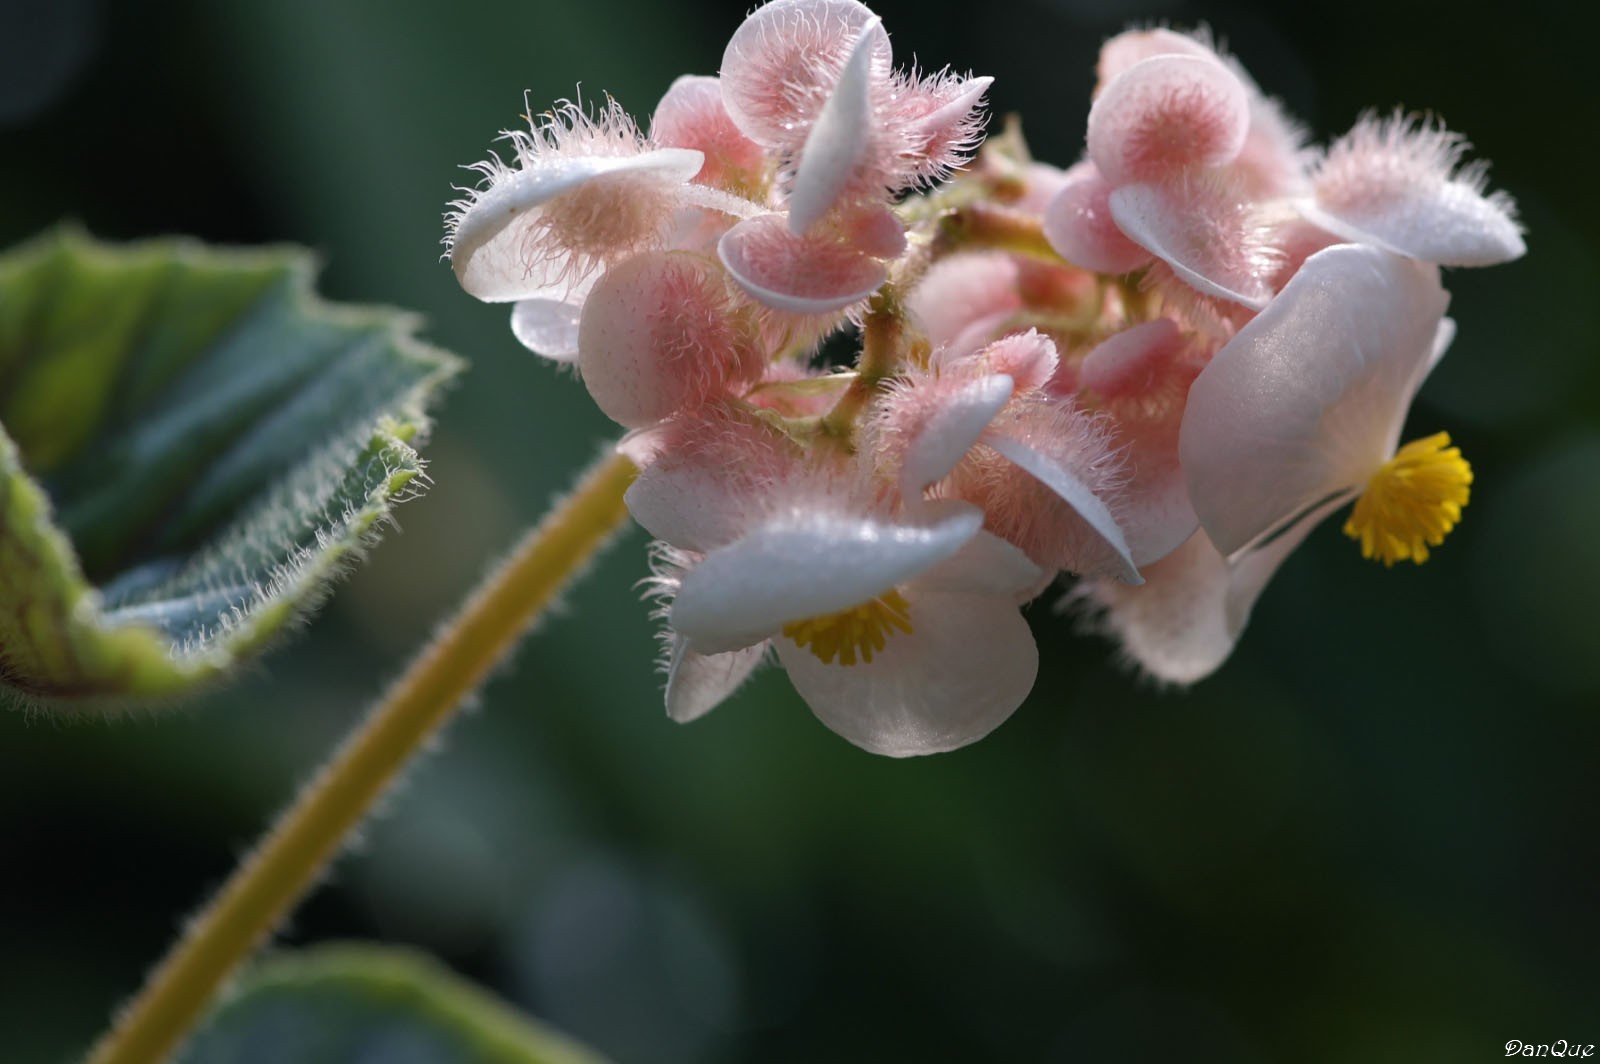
[0,227,462,708]
[179,944,610,1064]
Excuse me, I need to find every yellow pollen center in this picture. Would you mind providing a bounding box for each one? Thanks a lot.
[1342,431,1473,566]
[781,589,914,666]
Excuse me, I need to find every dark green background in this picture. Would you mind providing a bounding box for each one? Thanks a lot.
[2,0,1596,1060]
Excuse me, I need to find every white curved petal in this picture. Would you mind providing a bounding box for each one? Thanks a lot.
[1109,183,1273,309]
[1180,244,1448,556]
[988,434,1141,584]
[900,373,1013,497]
[510,298,583,361]
[671,505,983,653]
[775,587,1037,756]
[664,636,767,723]
[789,19,883,233]
[450,149,703,302]
[717,214,886,314]
[1080,496,1342,685]
[1294,193,1524,268]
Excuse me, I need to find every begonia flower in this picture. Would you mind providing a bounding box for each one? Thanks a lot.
[653,505,1041,756]
[1079,244,1469,683]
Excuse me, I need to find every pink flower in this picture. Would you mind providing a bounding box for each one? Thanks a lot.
[444,7,1526,731]
[629,409,1041,756]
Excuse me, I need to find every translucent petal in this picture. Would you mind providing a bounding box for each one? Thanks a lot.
[775,586,1036,756]
[1179,244,1448,556]
[510,298,582,361]
[664,636,767,723]
[1081,498,1340,685]
[450,149,703,302]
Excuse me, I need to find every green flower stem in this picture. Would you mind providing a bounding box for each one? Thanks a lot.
[85,449,638,1064]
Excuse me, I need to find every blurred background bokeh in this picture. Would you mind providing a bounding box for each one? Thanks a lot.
[2,0,1596,1060]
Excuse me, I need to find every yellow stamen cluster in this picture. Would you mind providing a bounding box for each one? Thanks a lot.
[1343,432,1473,566]
[781,589,914,666]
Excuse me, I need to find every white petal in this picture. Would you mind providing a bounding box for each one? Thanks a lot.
[1079,499,1338,685]
[788,19,882,233]
[510,298,583,361]
[671,504,983,653]
[987,433,1141,584]
[775,586,1037,756]
[1179,244,1448,556]
[1302,116,1524,267]
[1109,183,1273,309]
[664,636,767,723]
[450,149,703,302]
[914,529,1043,597]
[900,373,1013,497]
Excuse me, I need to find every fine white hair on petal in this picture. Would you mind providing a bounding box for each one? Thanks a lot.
[775,584,1037,757]
[1087,53,1252,185]
[1179,244,1449,557]
[444,97,704,302]
[719,0,892,148]
[988,433,1142,584]
[889,69,994,190]
[906,251,1021,351]
[1108,177,1280,309]
[1301,110,1524,267]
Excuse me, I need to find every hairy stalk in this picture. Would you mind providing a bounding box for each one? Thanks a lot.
[819,287,908,443]
[85,449,638,1064]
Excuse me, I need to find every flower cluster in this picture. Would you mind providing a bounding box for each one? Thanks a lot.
[445,5,1522,755]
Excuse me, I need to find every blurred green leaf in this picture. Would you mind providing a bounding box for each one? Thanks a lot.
[0,227,462,709]
[180,943,610,1064]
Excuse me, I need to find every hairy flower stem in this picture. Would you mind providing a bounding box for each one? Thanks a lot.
[85,449,638,1064]
[819,288,910,444]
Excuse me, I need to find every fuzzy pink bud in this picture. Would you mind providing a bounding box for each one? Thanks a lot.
[578,251,764,428]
